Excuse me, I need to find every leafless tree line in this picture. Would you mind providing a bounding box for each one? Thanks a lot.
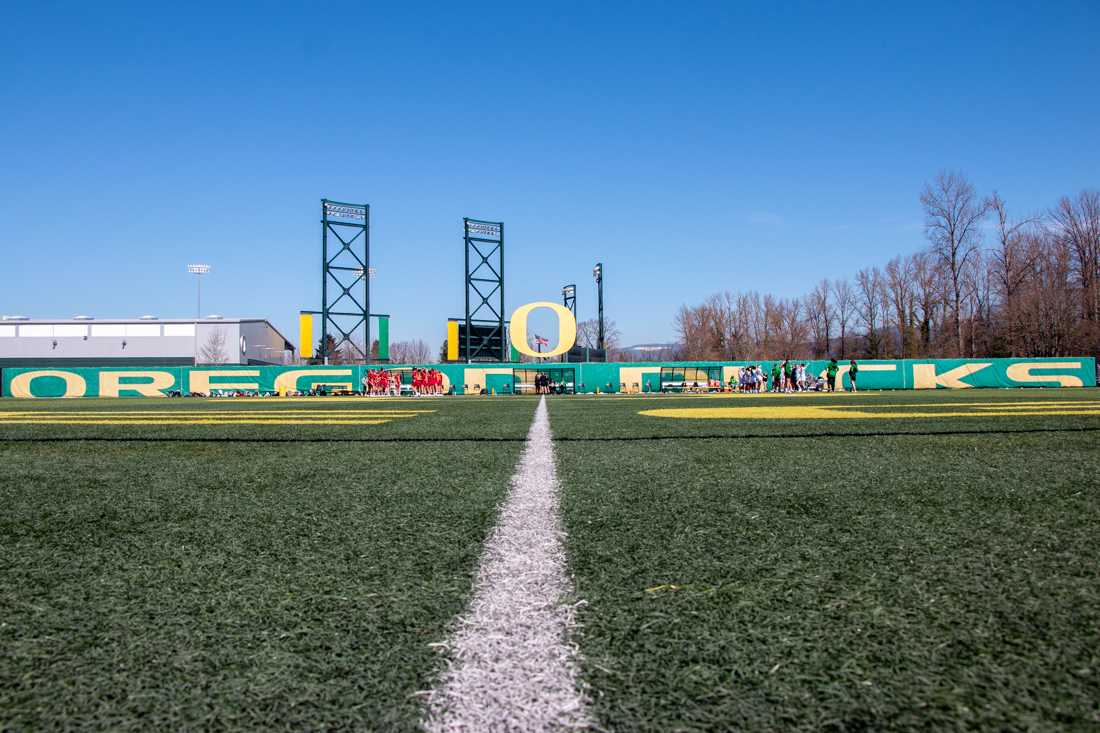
[676,172,1100,360]
[388,339,432,364]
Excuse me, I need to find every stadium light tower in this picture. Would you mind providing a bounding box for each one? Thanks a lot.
[562,284,576,315]
[187,264,211,319]
[593,262,604,351]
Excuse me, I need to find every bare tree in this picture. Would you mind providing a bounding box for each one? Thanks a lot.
[339,340,363,364]
[807,279,833,357]
[199,328,229,364]
[988,193,1039,355]
[831,278,856,357]
[909,250,944,355]
[884,256,916,358]
[1050,190,1100,351]
[669,179,1098,360]
[778,299,807,356]
[921,171,991,355]
[577,318,622,352]
[1019,233,1078,356]
[390,339,432,364]
[856,267,887,357]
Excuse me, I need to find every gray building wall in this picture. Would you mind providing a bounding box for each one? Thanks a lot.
[0,318,293,366]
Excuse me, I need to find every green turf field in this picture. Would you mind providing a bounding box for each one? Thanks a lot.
[1,390,1098,730]
[0,397,537,731]
[551,389,1100,730]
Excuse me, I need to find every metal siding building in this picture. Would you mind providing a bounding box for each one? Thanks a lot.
[0,317,295,367]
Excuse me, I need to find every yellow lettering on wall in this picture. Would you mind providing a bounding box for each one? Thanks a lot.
[509,301,577,359]
[273,369,353,394]
[1005,362,1083,387]
[99,371,175,398]
[9,370,88,399]
[188,370,260,395]
[912,363,991,389]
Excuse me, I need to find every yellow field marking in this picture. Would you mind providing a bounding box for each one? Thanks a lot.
[0,408,436,426]
[838,401,1099,409]
[0,418,397,425]
[0,410,434,417]
[972,403,1100,410]
[639,405,1100,420]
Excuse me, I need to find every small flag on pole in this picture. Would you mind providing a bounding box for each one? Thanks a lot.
[534,334,550,346]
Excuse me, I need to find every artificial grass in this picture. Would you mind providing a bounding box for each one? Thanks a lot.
[4,390,1099,730]
[0,395,541,442]
[549,387,1100,440]
[552,395,1100,730]
[0,427,527,729]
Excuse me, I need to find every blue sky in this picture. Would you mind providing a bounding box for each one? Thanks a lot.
[2,1,1098,348]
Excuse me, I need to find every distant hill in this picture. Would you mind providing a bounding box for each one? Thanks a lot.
[618,343,679,360]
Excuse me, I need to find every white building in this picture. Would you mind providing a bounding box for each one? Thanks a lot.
[0,316,295,367]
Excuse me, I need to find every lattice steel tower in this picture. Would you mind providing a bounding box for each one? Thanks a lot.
[319,199,370,362]
[462,217,506,362]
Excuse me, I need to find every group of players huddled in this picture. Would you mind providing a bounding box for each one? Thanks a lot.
[731,358,856,393]
[361,368,446,396]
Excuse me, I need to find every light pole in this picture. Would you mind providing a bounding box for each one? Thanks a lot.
[187,264,210,365]
[562,284,576,363]
[593,262,604,351]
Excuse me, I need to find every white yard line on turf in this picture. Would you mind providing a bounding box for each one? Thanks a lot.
[422,396,593,733]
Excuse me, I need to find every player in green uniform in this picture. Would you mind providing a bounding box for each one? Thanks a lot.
[826,358,839,392]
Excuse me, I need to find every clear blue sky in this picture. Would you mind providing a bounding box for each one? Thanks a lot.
[2,1,1098,348]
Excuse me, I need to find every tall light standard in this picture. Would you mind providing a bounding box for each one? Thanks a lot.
[187,264,210,365]
[187,264,211,317]
[593,262,604,351]
[561,284,576,363]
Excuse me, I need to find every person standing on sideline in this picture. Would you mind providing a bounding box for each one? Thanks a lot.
[849,359,859,392]
[826,358,839,392]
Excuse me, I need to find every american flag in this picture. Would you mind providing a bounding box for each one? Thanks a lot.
[533,334,550,346]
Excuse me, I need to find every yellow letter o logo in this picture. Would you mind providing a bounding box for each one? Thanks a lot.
[9,370,88,398]
[509,301,577,359]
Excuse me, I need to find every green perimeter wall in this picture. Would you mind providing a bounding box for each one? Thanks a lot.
[1,358,1095,398]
